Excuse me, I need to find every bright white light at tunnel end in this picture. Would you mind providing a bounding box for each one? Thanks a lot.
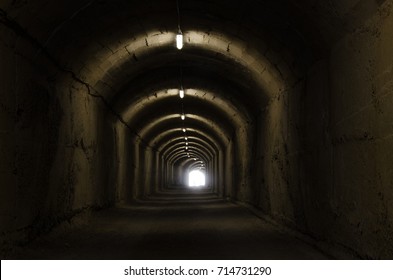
[188,170,206,187]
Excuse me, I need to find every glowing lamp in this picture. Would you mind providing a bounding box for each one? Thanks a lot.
[176,33,183,49]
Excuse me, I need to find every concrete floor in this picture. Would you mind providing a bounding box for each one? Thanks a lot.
[6,189,331,260]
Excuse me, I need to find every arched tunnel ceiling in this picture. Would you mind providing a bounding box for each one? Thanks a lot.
[160,137,216,159]
[168,147,209,166]
[150,128,221,154]
[165,141,213,161]
[4,0,384,66]
[2,0,387,186]
[139,114,231,145]
[4,0,384,58]
[127,97,237,136]
[84,28,288,102]
[112,63,261,118]
[155,130,219,153]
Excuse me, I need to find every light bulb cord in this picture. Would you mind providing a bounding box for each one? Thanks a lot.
[176,0,181,33]
[180,67,183,89]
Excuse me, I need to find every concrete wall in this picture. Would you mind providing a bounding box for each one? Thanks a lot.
[0,29,118,246]
[257,82,307,228]
[234,124,255,203]
[114,122,135,203]
[0,34,13,227]
[255,1,393,258]
[325,1,393,258]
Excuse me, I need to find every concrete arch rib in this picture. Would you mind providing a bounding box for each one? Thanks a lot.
[165,143,212,164]
[114,84,251,141]
[65,24,291,101]
[149,128,222,154]
[116,83,253,131]
[159,137,216,161]
[136,114,232,149]
[112,61,263,117]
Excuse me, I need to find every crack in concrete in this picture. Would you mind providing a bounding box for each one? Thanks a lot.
[124,46,131,56]
[0,8,156,151]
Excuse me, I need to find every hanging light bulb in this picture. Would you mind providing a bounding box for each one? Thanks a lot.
[185,137,188,140]
[181,113,185,120]
[176,32,183,50]
[185,146,188,150]
[179,88,184,99]
[182,128,186,132]
[175,0,184,50]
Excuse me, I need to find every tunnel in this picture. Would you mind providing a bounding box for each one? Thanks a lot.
[1,0,393,260]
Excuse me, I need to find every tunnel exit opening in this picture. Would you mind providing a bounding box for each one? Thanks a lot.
[188,170,206,187]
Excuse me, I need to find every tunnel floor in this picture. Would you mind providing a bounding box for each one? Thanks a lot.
[8,189,331,260]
